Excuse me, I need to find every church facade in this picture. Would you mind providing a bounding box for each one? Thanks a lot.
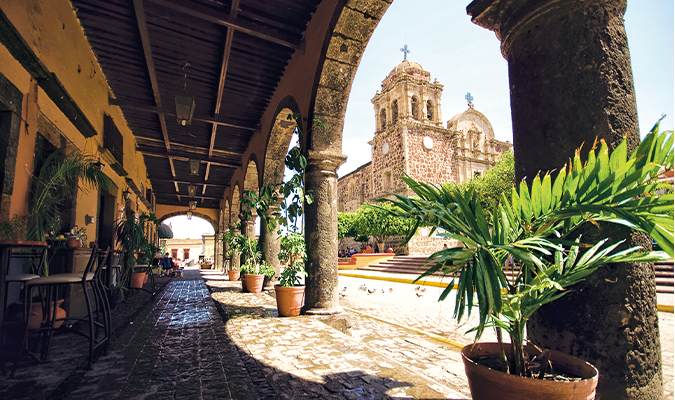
[338,59,511,255]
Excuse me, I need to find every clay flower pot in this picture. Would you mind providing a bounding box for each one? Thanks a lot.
[28,299,66,330]
[241,274,249,292]
[228,270,240,281]
[66,238,80,248]
[244,273,265,293]
[461,343,598,400]
[274,284,305,317]
[130,272,145,288]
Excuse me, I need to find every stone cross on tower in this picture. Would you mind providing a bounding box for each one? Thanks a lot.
[400,44,410,60]
[465,92,474,109]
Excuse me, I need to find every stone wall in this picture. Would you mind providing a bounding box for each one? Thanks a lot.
[404,125,457,185]
[337,162,371,213]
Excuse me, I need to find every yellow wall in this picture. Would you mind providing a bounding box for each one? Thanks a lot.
[1,0,152,240]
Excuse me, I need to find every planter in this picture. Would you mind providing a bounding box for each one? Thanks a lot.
[130,272,146,289]
[66,238,80,248]
[241,274,249,293]
[244,273,265,293]
[228,270,240,281]
[274,285,305,317]
[27,299,66,330]
[461,343,598,400]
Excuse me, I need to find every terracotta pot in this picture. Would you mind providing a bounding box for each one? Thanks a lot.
[461,343,598,400]
[244,273,265,293]
[28,299,66,330]
[130,272,145,288]
[228,270,240,281]
[66,238,80,248]
[143,273,149,284]
[274,285,305,317]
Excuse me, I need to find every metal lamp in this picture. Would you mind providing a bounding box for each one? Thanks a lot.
[175,95,195,126]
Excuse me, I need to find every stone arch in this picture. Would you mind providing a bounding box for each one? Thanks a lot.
[262,97,300,187]
[411,96,419,120]
[243,156,260,193]
[379,108,387,131]
[157,211,217,232]
[426,100,434,121]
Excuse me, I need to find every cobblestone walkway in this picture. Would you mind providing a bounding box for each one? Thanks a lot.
[3,268,671,399]
[59,272,260,400]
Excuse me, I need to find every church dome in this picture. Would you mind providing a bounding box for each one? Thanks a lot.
[381,59,431,89]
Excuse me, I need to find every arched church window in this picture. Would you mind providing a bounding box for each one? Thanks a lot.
[392,100,398,123]
[426,100,433,120]
[411,96,419,120]
[380,108,387,131]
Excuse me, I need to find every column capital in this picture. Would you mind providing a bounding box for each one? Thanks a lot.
[467,0,626,58]
[306,150,347,176]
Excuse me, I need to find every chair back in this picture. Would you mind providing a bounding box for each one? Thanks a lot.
[94,246,112,283]
[8,246,48,276]
[82,245,109,281]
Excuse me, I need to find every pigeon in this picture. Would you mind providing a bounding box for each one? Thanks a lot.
[358,284,367,291]
[367,288,376,294]
[414,286,421,291]
[381,289,385,293]
[416,292,424,297]
[388,288,393,293]
[339,292,347,298]
[342,286,348,292]
[420,287,427,292]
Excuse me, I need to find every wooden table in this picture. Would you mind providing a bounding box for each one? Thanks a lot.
[0,240,48,324]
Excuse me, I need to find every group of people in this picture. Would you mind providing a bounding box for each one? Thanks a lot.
[157,252,182,277]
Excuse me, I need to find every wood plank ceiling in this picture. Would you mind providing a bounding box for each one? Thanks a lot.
[71,0,320,209]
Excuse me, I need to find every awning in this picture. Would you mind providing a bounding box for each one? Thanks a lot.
[158,223,173,239]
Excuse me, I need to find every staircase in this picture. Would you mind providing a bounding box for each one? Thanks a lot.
[362,256,675,294]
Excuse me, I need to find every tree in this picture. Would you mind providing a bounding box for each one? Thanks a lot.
[351,203,416,252]
[337,212,356,248]
[444,150,515,214]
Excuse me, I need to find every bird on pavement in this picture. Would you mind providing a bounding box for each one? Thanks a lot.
[416,292,424,297]
[367,288,376,294]
[389,288,393,293]
[358,284,367,291]
[414,286,421,291]
[420,287,427,292]
[342,286,347,292]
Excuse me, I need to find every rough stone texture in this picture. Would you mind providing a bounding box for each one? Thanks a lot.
[337,61,509,255]
[260,217,281,277]
[304,151,346,314]
[468,1,663,398]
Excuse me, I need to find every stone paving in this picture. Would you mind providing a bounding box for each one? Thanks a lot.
[1,267,672,399]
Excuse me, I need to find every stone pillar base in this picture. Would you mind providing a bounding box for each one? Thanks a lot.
[304,306,344,316]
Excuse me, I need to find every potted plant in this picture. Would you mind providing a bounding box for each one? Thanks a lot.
[236,235,274,293]
[382,123,673,400]
[275,232,307,317]
[116,212,156,289]
[222,226,242,281]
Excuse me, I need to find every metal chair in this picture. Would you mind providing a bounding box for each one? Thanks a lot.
[0,245,48,375]
[13,246,110,375]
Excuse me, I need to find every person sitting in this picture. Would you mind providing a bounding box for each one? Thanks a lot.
[159,253,175,277]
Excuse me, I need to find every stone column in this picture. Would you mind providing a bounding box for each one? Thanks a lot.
[467,1,662,399]
[303,150,346,315]
[260,216,281,278]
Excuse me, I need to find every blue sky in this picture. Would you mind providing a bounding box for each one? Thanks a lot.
[172,0,674,239]
[338,0,674,176]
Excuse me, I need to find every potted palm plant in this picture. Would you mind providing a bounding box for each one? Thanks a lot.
[237,235,274,293]
[222,226,241,281]
[382,123,673,400]
[116,212,155,289]
[275,232,307,317]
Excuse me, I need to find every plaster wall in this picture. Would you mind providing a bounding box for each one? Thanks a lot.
[0,0,153,242]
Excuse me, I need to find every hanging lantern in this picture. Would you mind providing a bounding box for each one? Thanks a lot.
[175,95,195,126]
[189,200,197,210]
[186,210,193,220]
[188,184,196,197]
[189,159,200,175]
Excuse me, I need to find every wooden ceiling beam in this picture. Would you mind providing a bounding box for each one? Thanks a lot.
[140,150,239,169]
[132,0,171,152]
[147,0,304,52]
[209,0,239,158]
[136,137,241,158]
[152,178,226,188]
[109,99,256,131]
[154,191,222,200]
